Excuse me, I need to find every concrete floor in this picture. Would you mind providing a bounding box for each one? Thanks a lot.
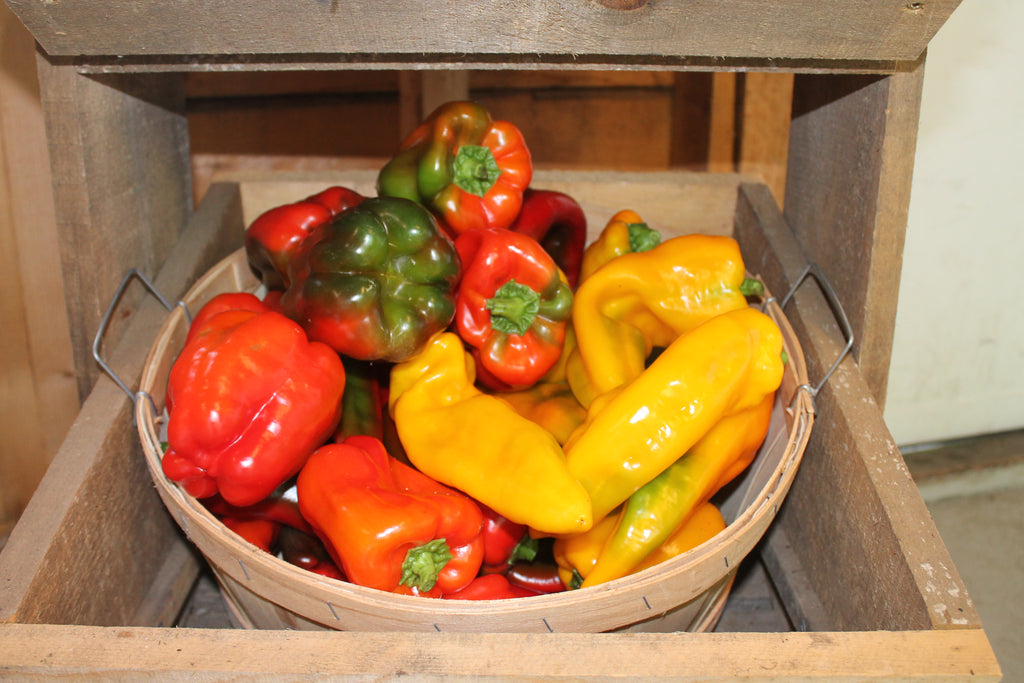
[907,433,1024,683]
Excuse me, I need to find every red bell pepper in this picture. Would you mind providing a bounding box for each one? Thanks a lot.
[278,526,346,580]
[244,185,364,290]
[454,228,574,391]
[443,573,540,601]
[479,504,530,570]
[162,292,346,507]
[508,189,587,290]
[505,560,567,595]
[203,492,313,535]
[296,435,484,594]
[377,101,532,235]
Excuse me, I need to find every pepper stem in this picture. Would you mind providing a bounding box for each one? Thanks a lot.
[740,277,765,298]
[453,145,502,197]
[400,538,453,592]
[627,222,661,253]
[486,279,541,336]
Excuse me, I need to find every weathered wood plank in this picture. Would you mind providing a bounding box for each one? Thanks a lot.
[0,624,1002,681]
[0,184,244,626]
[735,182,979,632]
[6,0,960,67]
[35,58,193,398]
[783,66,925,407]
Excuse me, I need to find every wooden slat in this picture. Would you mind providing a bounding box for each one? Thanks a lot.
[0,184,244,626]
[0,624,1002,680]
[736,73,793,207]
[6,1,960,67]
[35,58,194,398]
[734,182,979,632]
[783,66,925,407]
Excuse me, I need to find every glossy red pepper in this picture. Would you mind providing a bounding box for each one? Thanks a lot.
[454,228,573,391]
[162,292,346,507]
[479,504,530,570]
[443,573,540,601]
[508,189,587,290]
[296,435,484,594]
[203,493,312,535]
[244,185,364,290]
[278,526,346,580]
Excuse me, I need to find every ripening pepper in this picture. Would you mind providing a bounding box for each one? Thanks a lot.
[377,101,532,235]
[567,233,765,407]
[388,332,593,535]
[280,196,461,363]
[578,209,661,282]
[333,357,387,442]
[564,306,785,523]
[454,227,573,391]
[508,189,587,289]
[162,292,346,507]
[581,394,773,587]
[244,185,365,290]
[296,435,484,594]
[554,502,726,589]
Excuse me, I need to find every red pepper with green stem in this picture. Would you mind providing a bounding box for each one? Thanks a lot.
[377,101,532,235]
[508,189,587,290]
[245,185,364,290]
[297,435,484,594]
[454,228,574,391]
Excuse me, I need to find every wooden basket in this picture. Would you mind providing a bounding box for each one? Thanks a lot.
[135,238,813,634]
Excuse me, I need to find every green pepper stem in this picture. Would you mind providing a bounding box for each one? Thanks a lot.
[740,277,765,298]
[400,538,453,592]
[627,222,661,253]
[453,145,502,197]
[486,279,541,336]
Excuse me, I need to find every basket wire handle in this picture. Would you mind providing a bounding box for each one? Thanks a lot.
[773,262,854,402]
[92,268,191,412]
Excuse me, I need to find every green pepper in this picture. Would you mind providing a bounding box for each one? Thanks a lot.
[280,196,461,363]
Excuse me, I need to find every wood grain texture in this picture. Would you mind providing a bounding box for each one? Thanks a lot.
[0,184,244,626]
[0,4,78,534]
[6,0,960,67]
[0,624,1002,680]
[735,183,979,632]
[35,59,193,398]
[783,66,925,407]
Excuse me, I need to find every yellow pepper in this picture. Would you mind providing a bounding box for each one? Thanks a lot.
[389,332,592,535]
[578,209,661,282]
[568,233,764,407]
[564,306,785,523]
[631,501,726,574]
[494,380,588,446]
[581,393,773,587]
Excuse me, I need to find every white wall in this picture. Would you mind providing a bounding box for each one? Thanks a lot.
[885,0,1024,446]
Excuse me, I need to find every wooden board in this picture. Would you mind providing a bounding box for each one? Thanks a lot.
[6,0,960,69]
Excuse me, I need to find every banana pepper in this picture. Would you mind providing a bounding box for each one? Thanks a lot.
[567,232,764,407]
[582,394,773,587]
[388,332,592,535]
[564,306,785,523]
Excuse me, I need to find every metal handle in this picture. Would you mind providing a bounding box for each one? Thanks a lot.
[769,262,854,403]
[92,268,191,408]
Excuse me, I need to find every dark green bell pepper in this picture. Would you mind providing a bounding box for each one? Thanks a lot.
[280,196,461,362]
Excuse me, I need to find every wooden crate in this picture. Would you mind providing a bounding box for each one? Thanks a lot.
[0,170,1001,678]
[0,0,1001,678]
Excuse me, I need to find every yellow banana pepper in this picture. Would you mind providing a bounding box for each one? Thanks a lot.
[581,393,773,587]
[389,332,592,535]
[564,306,785,523]
[631,502,726,574]
[578,209,661,282]
[568,233,764,407]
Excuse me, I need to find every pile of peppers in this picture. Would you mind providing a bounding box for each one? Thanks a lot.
[160,100,786,600]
